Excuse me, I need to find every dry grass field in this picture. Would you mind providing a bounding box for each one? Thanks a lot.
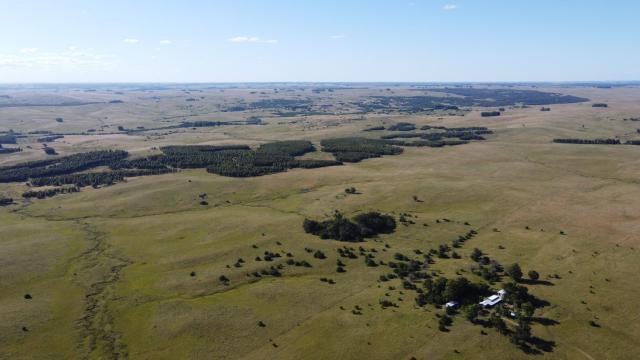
[1,84,640,359]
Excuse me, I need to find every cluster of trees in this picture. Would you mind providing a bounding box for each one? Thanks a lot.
[29,168,174,187]
[384,139,466,148]
[380,133,422,140]
[37,135,64,143]
[443,131,490,141]
[416,277,490,307]
[469,248,504,282]
[110,141,340,178]
[553,138,621,145]
[481,111,501,117]
[0,133,17,144]
[428,88,588,106]
[256,140,315,156]
[22,186,80,199]
[387,122,416,131]
[0,140,337,184]
[367,96,465,113]
[433,104,459,110]
[421,125,489,132]
[321,137,403,162]
[303,211,396,242]
[0,197,13,206]
[226,98,313,112]
[177,121,231,128]
[0,145,21,154]
[344,187,357,194]
[44,147,57,155]
[592,103,608,108]
[364,89,587,113]
[0,150,128,183]
[363,126,385,131]
[554,138,640,146]
[119,117,263,134]
[205,141,339,177]
[379,126,492,147]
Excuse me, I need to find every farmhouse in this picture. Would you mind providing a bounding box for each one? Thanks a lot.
[479,289,506,308]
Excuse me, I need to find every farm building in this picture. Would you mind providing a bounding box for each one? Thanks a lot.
[479,289,506,308]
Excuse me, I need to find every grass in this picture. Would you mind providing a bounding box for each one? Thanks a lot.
[2,86,640,359]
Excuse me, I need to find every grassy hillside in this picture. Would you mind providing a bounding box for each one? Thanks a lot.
[2,86,640,359]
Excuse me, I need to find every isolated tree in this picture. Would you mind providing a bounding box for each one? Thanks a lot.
[490,313,507,334]
[470,248,483,262]
[464,304,482,323]
[528,270,539,281]
[438,314,452,331]
[511,319,532,345]
[504,282,534,310]
[521,302,535,320]
[507,263,523,282]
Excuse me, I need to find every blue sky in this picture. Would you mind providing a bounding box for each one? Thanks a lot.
[1,0,639,83]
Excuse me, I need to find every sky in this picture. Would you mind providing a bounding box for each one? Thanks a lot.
[1,0,639,83]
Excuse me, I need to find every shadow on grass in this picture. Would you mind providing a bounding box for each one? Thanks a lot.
[517,336,557,354]
[520,279,555,286]
[531,317,560,326]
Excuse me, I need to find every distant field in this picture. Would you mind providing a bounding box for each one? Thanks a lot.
[2,84,640,359]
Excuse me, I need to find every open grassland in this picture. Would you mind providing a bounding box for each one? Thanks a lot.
[2,85,640,359]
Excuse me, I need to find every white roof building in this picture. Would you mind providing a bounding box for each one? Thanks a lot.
[445,301,459,308]
[479,289,506,307]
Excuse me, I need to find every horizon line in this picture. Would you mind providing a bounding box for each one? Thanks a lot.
[1,80,639,85]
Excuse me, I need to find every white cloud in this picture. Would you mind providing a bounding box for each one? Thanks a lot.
[443,4,458,11]
[123,38,139,43]
[159,40,172,45]
[19,48,39,54]
[227,36,277,44]
[329,34,346,39]
[0,47,116,69]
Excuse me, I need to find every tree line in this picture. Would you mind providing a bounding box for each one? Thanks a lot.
[375,125,493,147]
[320,137,403,162]
[0,150,128,183]
[29,168,175,187]
[114,141,341,178]
[37,135,64,143]
[22,186,80,199]
[0,144,22,154]
[553,138,621,145]
[0,133,17,144]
